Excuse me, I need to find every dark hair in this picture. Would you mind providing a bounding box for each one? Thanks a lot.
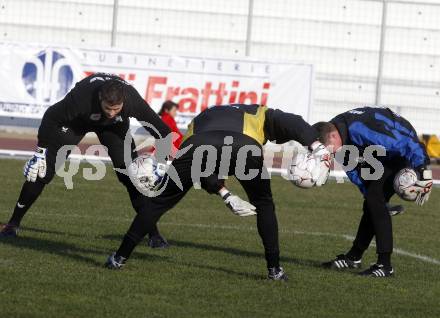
[158,100,179,116]
[312,121,337,144]
[100,80,125,105]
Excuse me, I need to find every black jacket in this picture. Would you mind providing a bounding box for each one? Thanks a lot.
[331,106,429,194]
[38,73,170,146]
[183,104,318,147]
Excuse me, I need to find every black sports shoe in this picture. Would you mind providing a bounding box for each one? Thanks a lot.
[386,203,405,216]
[104,253,126,269]
[322,254,362,270]
[0,224,18,238]
[267,267,288,281]
[147,234,170,249]
[359,264,394,278]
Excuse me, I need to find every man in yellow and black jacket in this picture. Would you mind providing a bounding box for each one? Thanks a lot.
[106,104,331,281]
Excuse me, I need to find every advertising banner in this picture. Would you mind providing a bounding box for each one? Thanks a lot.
[0,42,313,129]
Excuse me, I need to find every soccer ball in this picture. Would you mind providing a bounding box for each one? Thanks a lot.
[128,154,156,182]
[393,168,418,201]
[289,152,316,189]
[127,155,166,194]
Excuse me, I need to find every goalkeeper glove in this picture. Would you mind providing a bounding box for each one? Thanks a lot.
[223,193,256,217]
[414,168,433,206]
[23,147,47,182]
[310,141,332,186]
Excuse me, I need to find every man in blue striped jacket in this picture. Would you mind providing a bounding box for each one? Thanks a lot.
[313,106,432,277]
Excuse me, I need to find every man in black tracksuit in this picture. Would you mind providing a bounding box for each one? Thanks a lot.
[0,73,171,248]
[105,103,331,280]
[314,106,432,277]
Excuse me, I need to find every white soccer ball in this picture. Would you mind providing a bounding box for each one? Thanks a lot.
[393,168,418,201]
[128,155,165,194]
[289,153,317,189]
[128,154,156,181]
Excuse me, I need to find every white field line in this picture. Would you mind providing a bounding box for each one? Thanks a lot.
[161,222,440,266]
[26,211,440,266]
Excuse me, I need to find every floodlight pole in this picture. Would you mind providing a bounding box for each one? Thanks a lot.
[245,0,254,56]
[111,0,119,47]
[375,0,388,106]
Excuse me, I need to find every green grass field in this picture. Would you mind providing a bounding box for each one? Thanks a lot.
[0,159,439,318]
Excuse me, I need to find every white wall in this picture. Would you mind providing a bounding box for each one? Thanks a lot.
[0,0,439,134]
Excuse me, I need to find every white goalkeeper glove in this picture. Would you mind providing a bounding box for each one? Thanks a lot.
[224,193,257,217]
[23,147,47,182]
[310,141,332,186]
[414,169,433,206]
